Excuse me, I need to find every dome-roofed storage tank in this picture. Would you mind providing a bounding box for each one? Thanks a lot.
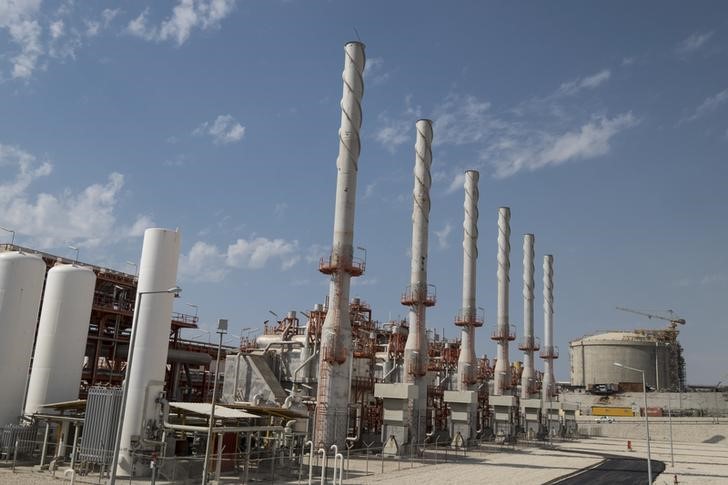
[570,331,679,391]
[24,263,96,415]
[0,251,46,426]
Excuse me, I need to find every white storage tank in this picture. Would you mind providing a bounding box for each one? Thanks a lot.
[0,251,46,425]
[117,228,180,477]
[24,264,96,415]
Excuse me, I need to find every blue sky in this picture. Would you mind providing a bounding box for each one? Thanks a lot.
[1,1,727,385]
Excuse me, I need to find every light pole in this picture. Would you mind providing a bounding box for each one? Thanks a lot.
[67,245,79,264]
[202,318,228,485]
[0,225,16,245]
[108,286,182,485]
[667,394,674,468]
[614,362,652,484]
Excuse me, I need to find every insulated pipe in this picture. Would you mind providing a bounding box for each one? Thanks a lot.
[403,119,433,445]
[493,207,512,395]
[541,255,556,400]
[314,41,365,449]
[457,170,479,391]
[520,234,536,399]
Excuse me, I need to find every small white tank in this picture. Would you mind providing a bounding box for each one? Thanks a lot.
[24,264,96,415]
[0,252,46,425]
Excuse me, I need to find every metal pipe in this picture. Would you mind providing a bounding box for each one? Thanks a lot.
[294,350,320,385]
[318,448,327,485]
[203,325,226,485]
[69,424,80,485]
[521,234,535,399]
[314,41,366,450]
[494,207,511,395]
[457,170,479,391]
[39,422,50,469]
[306,440,315,485]
[263,340,303,354]
[330,445,339,484]
[541,255,555,401]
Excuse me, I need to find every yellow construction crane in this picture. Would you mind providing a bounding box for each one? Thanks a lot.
[616,307,686,332]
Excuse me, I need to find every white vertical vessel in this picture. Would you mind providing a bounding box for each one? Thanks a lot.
[313,41,366,449]
[519,234,538,399]
[0,251,46,425]
[493,207,513,395]
[456,170,480,391]
[24,264,96,415]
[541,254,557,400]
[117,228,180,476]
[402,119,435,444]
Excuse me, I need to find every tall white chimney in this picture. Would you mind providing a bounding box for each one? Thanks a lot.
[541,254,557,400]
[493,207,513,395]
[313,41,366,449]
[519,234,537,399]
[456,170,481,391]
[402,119,434,443]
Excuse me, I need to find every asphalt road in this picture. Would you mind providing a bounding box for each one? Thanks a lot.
[555,457,666,484]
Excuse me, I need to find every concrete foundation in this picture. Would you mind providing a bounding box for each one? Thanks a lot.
[490,395,518,441]
[521,398,542,439]
[444,390,477,446]
[375,383,418,455]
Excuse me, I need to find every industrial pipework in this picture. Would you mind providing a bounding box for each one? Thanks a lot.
[314,41,366,449]
[541,254,558,400]
[493,207,514,395]
[455,170,482,390]
[519,234,539,399]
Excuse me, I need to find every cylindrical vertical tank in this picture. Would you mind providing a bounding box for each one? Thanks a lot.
[0,252,46,425]
[117,228,180,477]
[24,264,96,415]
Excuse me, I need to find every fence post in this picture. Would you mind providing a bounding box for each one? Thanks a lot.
[12,439,19,473]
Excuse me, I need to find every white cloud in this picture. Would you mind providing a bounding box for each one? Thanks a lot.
[127,0,236,46]
[128,215,155,237]
[434,222,453,249]
[49,19,64,39]
[1,3,120,79]
[0,0,42,79]
[489,112,637,178]
[194,114,246,144]
[0,142,151,248]
[85,8,120,37]
[684,88,728,122]
[373,95,421,153]
[179,235,302,282]
[179,241,229,282]
[227,237,299,270]
[557,69,611,96]
[445,172,466,194]
[273,202,287,217]
[432,94,493,146]
[676,31,714,56]
[363,57,390,86]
